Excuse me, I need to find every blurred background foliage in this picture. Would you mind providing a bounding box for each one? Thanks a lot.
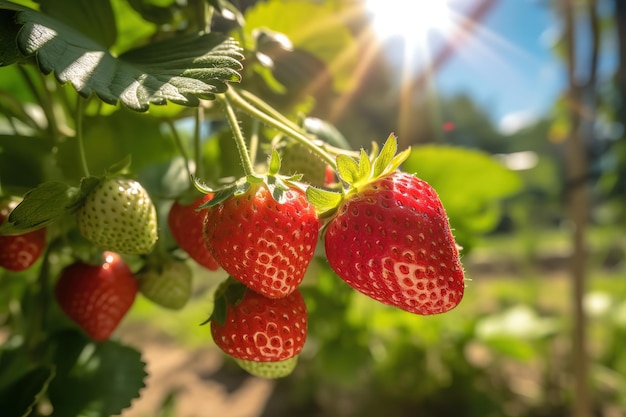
[1,0,626,416]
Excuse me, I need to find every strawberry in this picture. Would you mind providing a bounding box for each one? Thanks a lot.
[210,282,307,362]
[309,134,465,315]
[280,142,331,188]
[234,356,298,379]
[76,177,158,255]
[136,258,192,310]
[0,199,46,271]
[168,194,219,271]
[203,182,319,299]
[55,252,137,341]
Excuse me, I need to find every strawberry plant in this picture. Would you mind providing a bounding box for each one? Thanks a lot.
[0,0,523,416]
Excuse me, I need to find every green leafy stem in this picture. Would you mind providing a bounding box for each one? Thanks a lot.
[224,87,338,169]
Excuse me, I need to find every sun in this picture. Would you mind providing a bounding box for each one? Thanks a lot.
[364,0,452,43]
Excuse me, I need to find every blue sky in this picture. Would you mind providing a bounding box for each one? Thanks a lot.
[436,0,561,131]
[393,0,618,134]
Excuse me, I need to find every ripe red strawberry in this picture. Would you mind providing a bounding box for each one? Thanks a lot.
[55,252,137,341]
[204,183,319,299]
[324,171,464,315]
[210,285,307,362]
[76,177,158,255]
[168,194,219,271]
[0,199,47,271]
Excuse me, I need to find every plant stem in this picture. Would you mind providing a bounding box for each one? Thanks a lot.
[220,95,255,176]
[194,108,203,179]
[249,118,260,164]
[75,97,90,178]
[166,119,194,183]
[226,88,336,168]
[18,67,60,142]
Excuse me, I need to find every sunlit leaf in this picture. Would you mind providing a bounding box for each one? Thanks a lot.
[6,6,244,111]
[237,0,357,91]
[336,154,359,184]
[306,186,342,214]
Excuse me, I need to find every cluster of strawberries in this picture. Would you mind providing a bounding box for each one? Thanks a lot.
[0,135,466,379]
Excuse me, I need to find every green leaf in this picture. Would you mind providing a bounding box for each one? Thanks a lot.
[224,279,247,306]
[357,149,371,181]
[196,179,252,209]
[336,154,359,184]
[372,133,398,177]
[206,294,227,326]
[13,9,244,111]
[57,109,177,179]
[105,155,131,176]
[306,186,342,214]
[0,181,79,234]
[0,135,52,191]
[0,366,55,417]
[38,0,117,48]
[268,148,281,175]
[238,0,356,91]
[46,330,147,417]
[126,0,177,26]
[207,277,247,326]
[265,176,290,204]
[303,117,351,150]
[208,0,245,26]
[0,9,20,66]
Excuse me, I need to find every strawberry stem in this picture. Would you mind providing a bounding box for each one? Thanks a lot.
[165,119,194,185]
[194,107,204,179]
[249,118,260,166]
[220,95,256,177]
[226,88,336,169]
[75,97,90,178]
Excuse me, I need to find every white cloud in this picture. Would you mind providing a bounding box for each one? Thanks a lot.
[498,110,539,135]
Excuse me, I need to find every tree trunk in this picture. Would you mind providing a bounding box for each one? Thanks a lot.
[561,0,599,416]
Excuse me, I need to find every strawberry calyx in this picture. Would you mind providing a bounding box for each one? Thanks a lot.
[202,277,248,327]
[234,355,299,379]
[306,133,411,218]
[194,149,304,209]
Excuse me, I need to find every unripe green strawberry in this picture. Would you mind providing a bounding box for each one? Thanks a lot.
[280,143,329,187]
[234,356,298,379]
[136,258,192,310]
[77,178,158,255]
